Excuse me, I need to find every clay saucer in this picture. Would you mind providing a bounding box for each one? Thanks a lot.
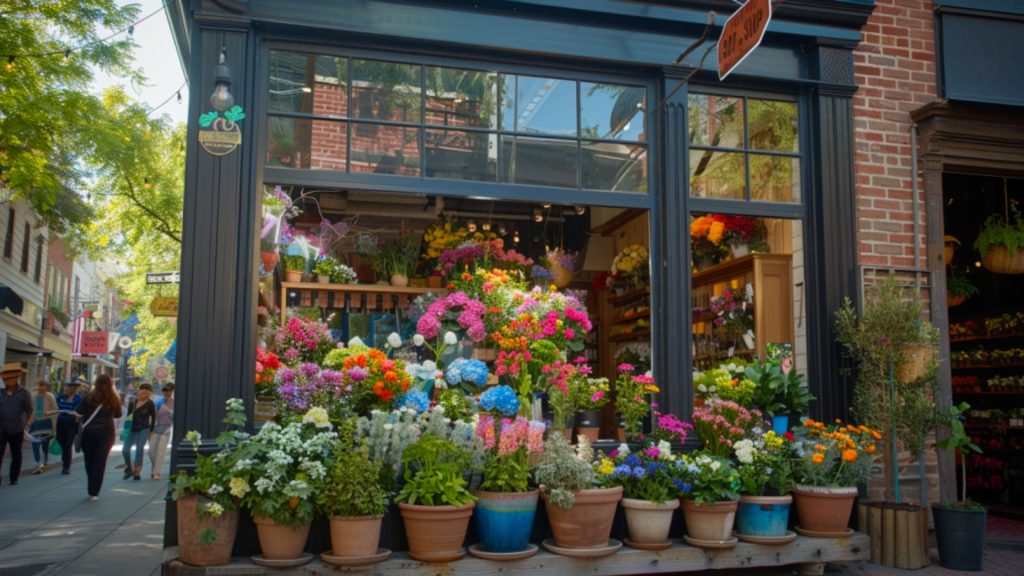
[735,530,798,545]
[623,538,673,550]
[683,535,738,549]
[467,543,539,560]
[794,525,855,538]
[251,552,313,568]
[320,548,391,567]
[408,548,466,562]
[541,538,623,558]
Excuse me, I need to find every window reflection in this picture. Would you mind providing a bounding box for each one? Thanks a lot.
[688,94,744,148]
[425,67,498,129]
[425,130,496,182]
[352,59,422,122]
[690,150,745,199]
[500,136,577,188]
[350,125,421,176]
[267,117,347,171]
[581,82,646,141]
[748,99,798,153]
[750,155,800,203]
[513,76,577,136]
[269,51,312,113]
[582,142,647,192]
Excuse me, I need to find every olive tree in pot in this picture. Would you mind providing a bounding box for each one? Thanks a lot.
[933,402,986,571]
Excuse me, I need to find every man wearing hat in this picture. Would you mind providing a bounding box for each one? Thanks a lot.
[54,379,84,474]
[0,362,32,485]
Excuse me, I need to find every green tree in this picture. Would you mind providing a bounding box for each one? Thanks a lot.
[0,0,141,232]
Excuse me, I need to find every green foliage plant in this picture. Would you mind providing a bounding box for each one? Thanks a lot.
[946,272,979,300]
[745,357,814,418]
[534,433,596,509]
[396,435,477,507]
[283,254,306,272]
[936,402,984,509]
[679,453,741,505]
[321,442,390,518]
[974,200,1024,256]
[377,237,421,277]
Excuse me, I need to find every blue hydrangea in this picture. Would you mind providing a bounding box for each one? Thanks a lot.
[398,390,430,414]
[479,385,520,416]
[445,358,490,387]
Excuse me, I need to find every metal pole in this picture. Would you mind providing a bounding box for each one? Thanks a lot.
[889,356,900,503]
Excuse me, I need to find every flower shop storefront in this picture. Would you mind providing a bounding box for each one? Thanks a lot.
[166,0,874,573]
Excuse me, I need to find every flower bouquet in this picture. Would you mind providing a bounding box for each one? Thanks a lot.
[274,315,337,365]
[691,400,765,457]
[690,215,729,268]
[709,285,754,348]
[612,244,649,288]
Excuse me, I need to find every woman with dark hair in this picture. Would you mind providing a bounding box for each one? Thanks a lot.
[74,374,122,501]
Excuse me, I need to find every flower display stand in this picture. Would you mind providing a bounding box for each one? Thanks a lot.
[857,502,929,570]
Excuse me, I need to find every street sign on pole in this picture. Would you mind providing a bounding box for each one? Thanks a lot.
[146,271,180,284]
[717,0,772,80]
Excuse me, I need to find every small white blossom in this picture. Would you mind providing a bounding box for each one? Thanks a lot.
[617,443,631,456]
[207,484,223,496]
[387,332,402,348]
[657,440,672,459]
[349,336,365,347]
[413,334,425,346]
[444,331,457,345]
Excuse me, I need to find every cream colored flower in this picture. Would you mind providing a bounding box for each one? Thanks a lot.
[302,406,332,429]
[229,477,250,498]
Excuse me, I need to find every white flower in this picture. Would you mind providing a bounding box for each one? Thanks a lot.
[697,383,707,393]
[657,440,672,459]
[229,477,249,498]
[207,484,223,496]
[617,443,631,456]
[302,406,332,429]
[185,430,202,445]
[734,438,755,464]
[710,459,721,471]
[387,332,402,348]
[349,336,365,347]
[413,334,425,346]
[203,502,224,517]
[443,331,457,345]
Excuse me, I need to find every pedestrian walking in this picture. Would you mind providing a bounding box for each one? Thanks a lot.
[122,382,154,481]
[75,374,122,501]
[148,382,174,480]
[29,380,57,474]
[55,380,83,474]
[0,362,32,486]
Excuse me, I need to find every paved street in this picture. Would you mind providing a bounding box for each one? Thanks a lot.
[0,441,169,576]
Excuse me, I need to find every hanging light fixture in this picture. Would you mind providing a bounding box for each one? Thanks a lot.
[209,46,235,112]
[513,230,520,244]
[533,209,544,223]
[467,220,478,232]
[481,222,491,232]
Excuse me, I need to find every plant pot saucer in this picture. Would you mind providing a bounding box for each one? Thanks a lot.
[735,530,797,545]
[683,535,738,549]
[320,548,391,567]
[794,526,854,538]
[467,543,539,560]
[541,538,622,558]
[624,537,673,550]
[408,548,466,563]
[251,552,313,568]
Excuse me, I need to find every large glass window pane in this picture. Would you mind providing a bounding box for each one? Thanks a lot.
[351,59,422,122]
[750,155,800,203]
[311,55,349,118]
[350,124,421,176]
[690,150,745,199]
[499,74,515,132]
[582,141,647,192]
[513,76,577,136]
[270,52,348,116]
[688,94,744,149]
[425,67,498,129]
[748,99,799,153]
[267,116,347,170]
[425,129,496,182]
[269,51,311,113]
[581,82,646,141]
[500,135,577,187]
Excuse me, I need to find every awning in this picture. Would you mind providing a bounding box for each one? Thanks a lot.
[6,336,53,357]
[73,355,118,368]
[0,285,24,315]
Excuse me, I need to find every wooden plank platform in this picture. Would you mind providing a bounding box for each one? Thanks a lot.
[163,533,869,575]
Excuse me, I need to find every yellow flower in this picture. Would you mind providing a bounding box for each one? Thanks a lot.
[302,406,332,429]
[229,477,250,498]
[598,458,614,475]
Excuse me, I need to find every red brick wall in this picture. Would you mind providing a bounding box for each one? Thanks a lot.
[46,236,73,312]
[853,0,937,269]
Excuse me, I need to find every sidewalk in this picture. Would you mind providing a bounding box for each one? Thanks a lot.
[0,440,170,576]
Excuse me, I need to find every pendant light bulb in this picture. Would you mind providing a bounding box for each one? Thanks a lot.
[209,47,234,112]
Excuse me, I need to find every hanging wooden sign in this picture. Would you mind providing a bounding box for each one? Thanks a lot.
[197,105,246,156]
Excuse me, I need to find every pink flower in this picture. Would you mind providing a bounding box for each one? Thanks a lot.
[527,421,545,454]
[617,363,634,372]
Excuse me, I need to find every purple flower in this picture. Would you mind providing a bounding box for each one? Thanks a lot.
[346,366,369,382]
[298,363,320,377]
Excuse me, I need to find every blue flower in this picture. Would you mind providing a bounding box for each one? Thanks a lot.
[646,462,667,475]
[613,464,632,477]
[631,466,647,479]
[623,454,642,468]
[399,390,430,414]
[461,359,490,386]
[479,385,520,416]
[445,358,467,384]
[674,480,692,494]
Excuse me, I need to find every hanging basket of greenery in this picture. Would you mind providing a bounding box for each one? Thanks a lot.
[975,185,1024,275]
[945,272,978,308]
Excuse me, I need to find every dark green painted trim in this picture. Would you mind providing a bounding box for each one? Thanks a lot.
[935,0,1024,16]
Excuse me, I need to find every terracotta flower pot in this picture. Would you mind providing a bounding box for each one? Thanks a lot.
[317,274,331,284]
[284,269,303,283]
[176,495,239,567]
[680,499,738,542]
[427,275,443,289]
[621,498,679,544]
[542,486,623,549]
[390,273,409,287]
[398,502,476,562]
[252,516,311,560]
[792,485,857,535]
[550,262,573,288]
[259,251,279,274]
[329,514,383,557]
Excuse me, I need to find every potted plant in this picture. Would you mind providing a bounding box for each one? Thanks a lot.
[170,399,248,567]
[396,434,478,562]
[745,343,814,433]
[572,376,610,442]
[534,434,623,554]
[614,363,658,441]
[691,400,764,457]
[471,413,546,558]
[236,407,339,564]
[946,270,979,307]
[678,452,741,548]
[282,254,305,283]
[933,402,986,571]
[789,417,879,537]
[732,430,795,542]
[312,256,341,284]
[544,248,577,288]
[376,237,421,287]
[319,440,391,566]
[611,244,649,288]
[595,441,684,550]
[974,198,1024,274]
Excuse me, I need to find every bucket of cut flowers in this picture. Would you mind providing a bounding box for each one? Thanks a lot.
[733,429,796,543]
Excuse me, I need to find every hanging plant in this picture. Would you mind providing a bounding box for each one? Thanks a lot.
[974,187,1024,274]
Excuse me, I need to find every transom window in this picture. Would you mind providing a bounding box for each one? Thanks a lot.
[266,50,649,193]
[688,93,800,203]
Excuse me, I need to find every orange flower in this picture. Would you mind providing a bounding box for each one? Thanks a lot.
[871,431,882,440]
[866,445,877,454]
[814,444,827,452]
[707,220,725,244]
[288,497,300,509]
[691,216,713,238]
[811,453,825,465]
[842,449,858,462]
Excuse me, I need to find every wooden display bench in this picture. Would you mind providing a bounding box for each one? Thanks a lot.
[163,533,869,575]
[279,282,443,324]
